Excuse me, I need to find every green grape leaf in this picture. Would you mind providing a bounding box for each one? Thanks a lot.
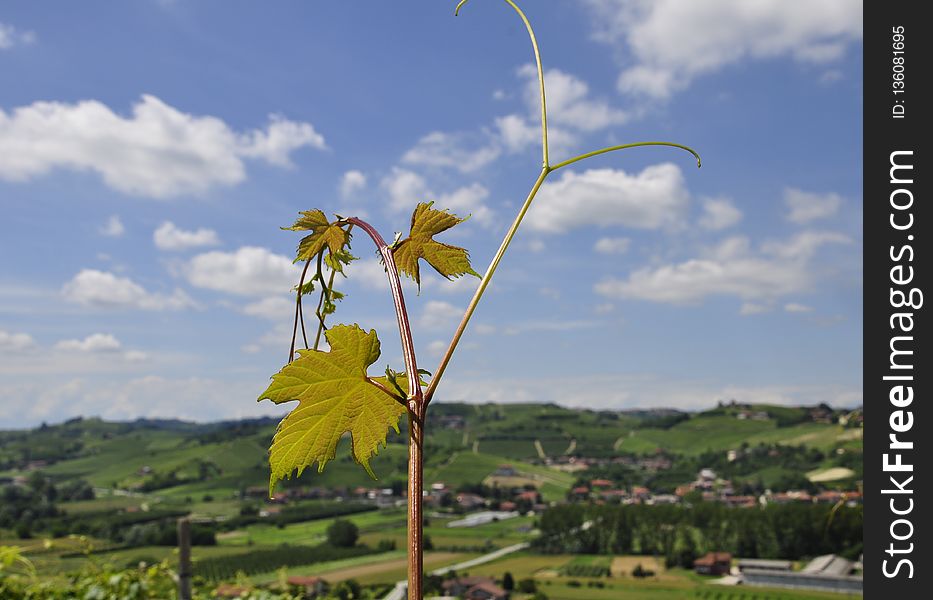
[322,289,345,316]
[283,210,349,263]
[324,248,357,274]
[294,280,315,296]
[393,201,480,288]
[258,324,406,495]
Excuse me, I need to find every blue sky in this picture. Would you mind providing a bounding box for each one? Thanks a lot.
[0,0,863,427]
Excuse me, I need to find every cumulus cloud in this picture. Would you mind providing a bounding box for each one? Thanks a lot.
[595,231,850,306]
[698,197,742,230]
[185,246,299,296]
[419,300,462,330]
[63,269,196,310]
[153,221,221,251]
[427,340,447,356]
[526,164,690,232]
[0,22,36,49]
[403,65,627,171]
[784,188,843,224]
[521,65,629,132]
[55,333,122,353]
[0,95,326,198]
[583,0,862,99]
[594,237,631,254]
[495,66,628,157]
[0,329,36,352]
[785,302,813,313]
[339,170,367,198]
[0,375,288,427]
[740,302,771,316]
[381,168,493,226]
[382,168,428,212]
[236,114,326,167]
[241,296,294,320]
[495,114,540,153]
[100,215,125,237]
[402,131,501,173]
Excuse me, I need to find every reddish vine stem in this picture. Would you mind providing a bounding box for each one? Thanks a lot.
[343,216,425,599]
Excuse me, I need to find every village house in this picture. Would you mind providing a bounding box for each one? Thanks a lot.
[442,576,497,597]
[694,552,733,576]
[456,493,486,510]
[464,581,509,600]
[286,575,329,598]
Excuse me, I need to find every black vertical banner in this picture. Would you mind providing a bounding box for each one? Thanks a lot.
[864,1,929,597]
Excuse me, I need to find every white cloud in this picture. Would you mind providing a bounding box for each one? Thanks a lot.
[402,131,500,173]
[419,300,462,330]
[0,329,36,352]
[527,239,546,253]
[500,320,598,336]
[0,23,36,49]
[595,231,850,306]
[405,66,626,169]
[100,215,125,237]
[495,66,627,157]
[339,170,367,198]
[241,296,294,320]
[698,197,742,230]
[347,257,390,291]
[154,221,221,251]
[427,340,447,356]
[495,114,540,153]
[63,269,196,310]
[521,65,629,132]
[583,0,862,99]
[0,375,289,427]
[236,114,326,167]
[594,237,631,254]
[124,350,148,362]
[439,373,861,411]
[784,188,843,224]
[55,333,122,353]
[186,246,299,296]
[785,302,813,313]
[740,302,771,316]
[435,183,493,226]
[595,303,615,314]
[381,168,493,226]
[382,168,429,212]
[0,95,326,198]
[527,164,689,232]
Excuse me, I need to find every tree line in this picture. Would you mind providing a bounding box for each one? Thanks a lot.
[535,502,862,567]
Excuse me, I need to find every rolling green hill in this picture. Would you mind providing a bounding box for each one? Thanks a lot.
[1,401,861,507]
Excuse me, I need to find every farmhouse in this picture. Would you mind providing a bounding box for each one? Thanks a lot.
[286,575,329,597]
[694,552,732,575]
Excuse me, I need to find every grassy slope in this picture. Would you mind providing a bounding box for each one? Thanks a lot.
[11,403,856,517]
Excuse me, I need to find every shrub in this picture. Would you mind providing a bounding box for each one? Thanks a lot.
[326,519,359,548]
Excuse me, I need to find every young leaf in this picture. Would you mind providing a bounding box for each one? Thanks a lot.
[324,248,357,274]
[393,201,480,288]
[322,289,345,316]
[284,209,349,263]
[258,324,406,495]
[294,280,315,296]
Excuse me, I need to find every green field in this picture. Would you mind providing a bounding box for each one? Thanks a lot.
[2,403,862,597]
